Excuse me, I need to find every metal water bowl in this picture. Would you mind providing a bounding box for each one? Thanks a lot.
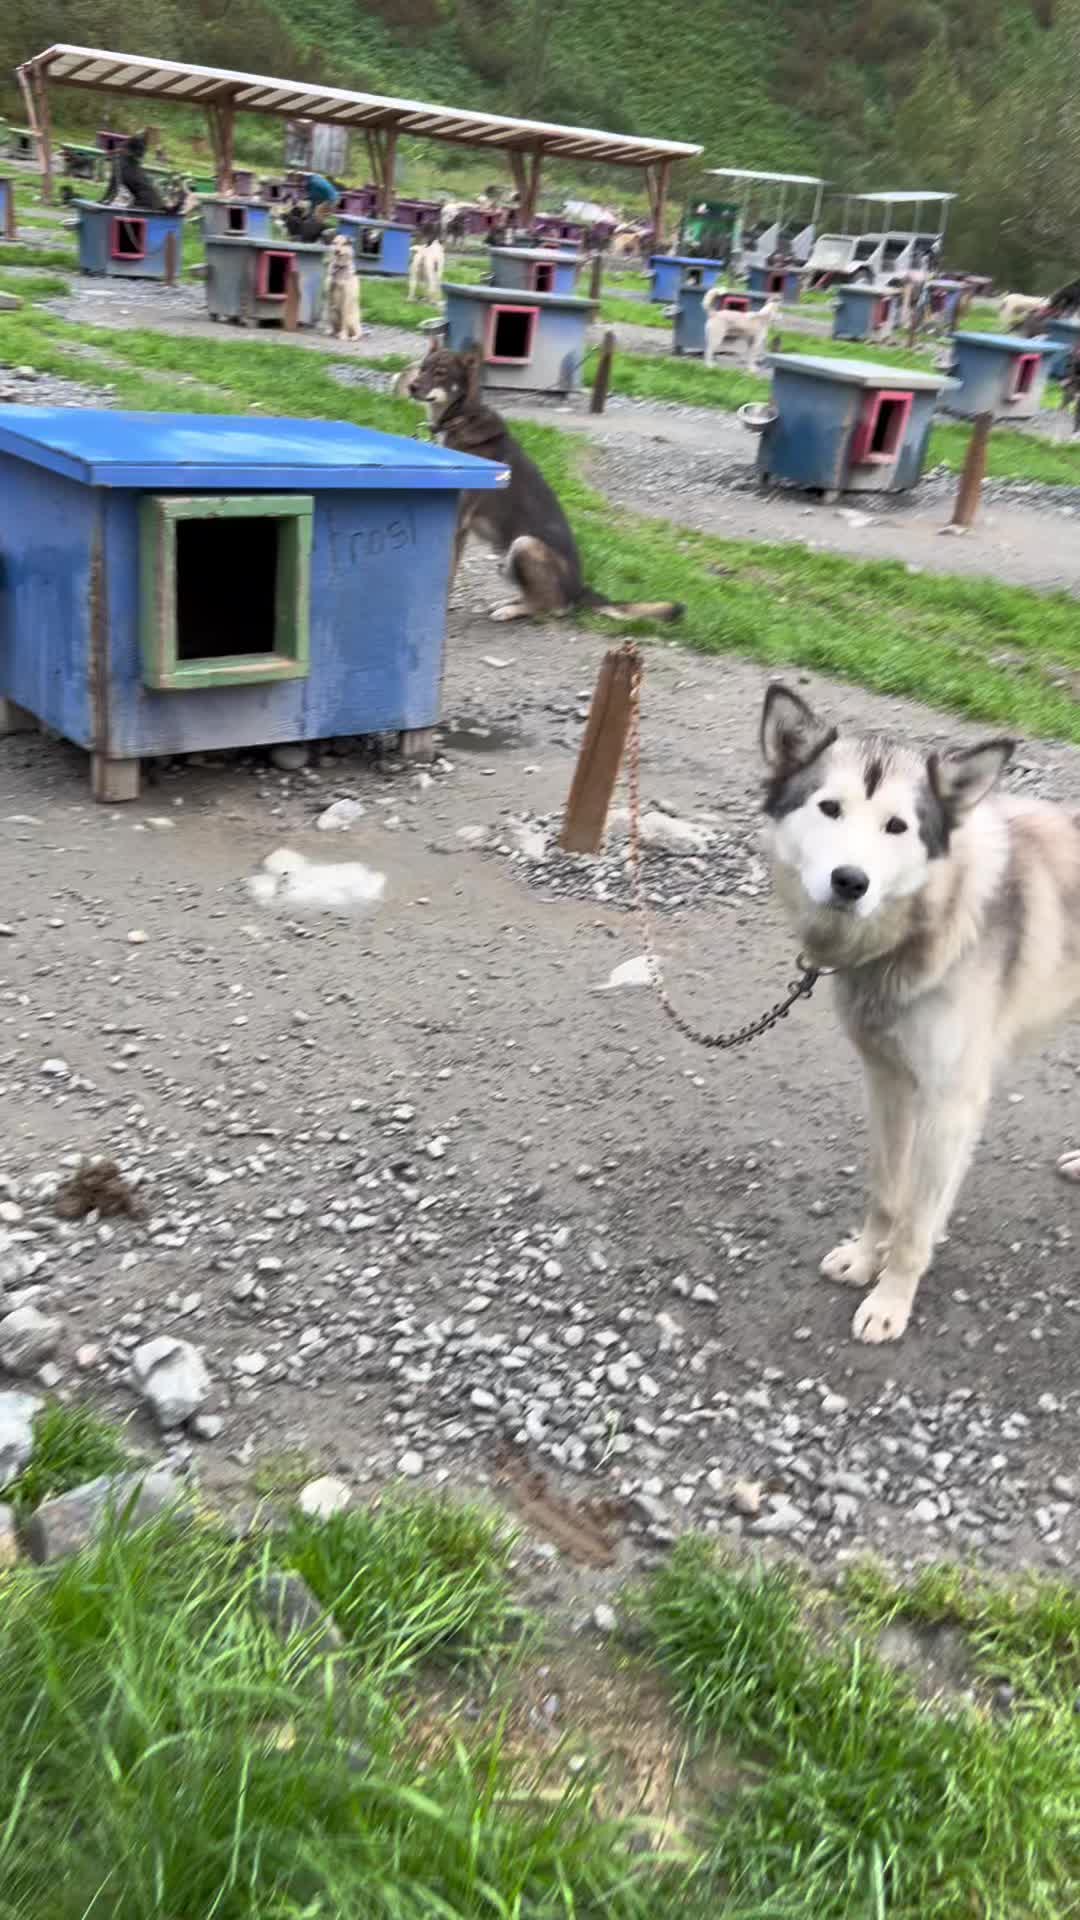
[738,401,778,433]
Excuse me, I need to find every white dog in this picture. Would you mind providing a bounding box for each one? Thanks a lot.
[409,228,445,304]
[761,682,1080,1345]
[323,234,362,342]
[999,291,1046,331]
[703,292,780,368]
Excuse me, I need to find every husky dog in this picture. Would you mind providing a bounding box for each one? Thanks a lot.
[407,345,684,623]
[323,233,362,341]
[760,682,1080,1345]
[703,291,780,368]
[409,224,445,303]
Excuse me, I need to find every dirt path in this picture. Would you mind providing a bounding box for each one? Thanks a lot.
[503,397,1080,595]
[4,583,1080,1578]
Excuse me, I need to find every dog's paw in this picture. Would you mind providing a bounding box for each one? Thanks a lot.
[1057,1148,1080,1182]
[852,1277,914,1344]
[488,602,528,622]
[820,1239,877,1288]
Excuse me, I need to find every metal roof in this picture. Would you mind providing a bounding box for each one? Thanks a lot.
[0,408,510,490]
[854,191,956,204]
[708,167,824,187]
[24,45,701,168]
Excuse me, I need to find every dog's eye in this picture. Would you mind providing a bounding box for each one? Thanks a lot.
[884,816,908,835]
[818,799,841,819]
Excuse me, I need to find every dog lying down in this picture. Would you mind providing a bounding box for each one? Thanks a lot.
[407,345,685,624]
[761,683,1080,1344]
[248,848,385,913]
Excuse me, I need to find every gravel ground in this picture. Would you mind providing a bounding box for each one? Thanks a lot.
[44,277,423,362]
[5,586,1080,1580]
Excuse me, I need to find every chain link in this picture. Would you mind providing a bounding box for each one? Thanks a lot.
[623,645,822,1049]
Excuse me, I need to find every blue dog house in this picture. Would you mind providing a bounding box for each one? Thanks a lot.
[832,284,898,342]
[0,177,14,242]
[205,236,326,327]
[1040,315,1080,379]
[336,215,412,278]
[488,246,581,296]
[75,200,184,282]
[946,331,1058,420]
[672,281,709,355]
[649,254,724,303]
[441,282,597,394]
[748,263,802,303]
[756,354,954,496]
[199,196,273,240]
[0,409,507,802]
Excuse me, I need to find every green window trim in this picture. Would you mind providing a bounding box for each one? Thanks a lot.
[139,492,313,691]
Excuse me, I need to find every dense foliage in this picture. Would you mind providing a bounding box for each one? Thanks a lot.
[2,0,1078,283]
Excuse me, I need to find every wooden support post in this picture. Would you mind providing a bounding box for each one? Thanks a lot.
[589,251,604,301]
[283,260,301,332]
[18,62,54,204]
[163,230,178,288]
[645,158,672,253]
[207,101,236,197]
[380,129,398,218]
[91,755,140,804]
[560,645,639,854]
[398,726,437,763]
[590,329,616,414]
[947,411,992,532]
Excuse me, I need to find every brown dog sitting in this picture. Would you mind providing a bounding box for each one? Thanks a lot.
[407,345,684,623]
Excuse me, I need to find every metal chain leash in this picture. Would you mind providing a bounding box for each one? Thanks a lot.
[624,647,823,1049]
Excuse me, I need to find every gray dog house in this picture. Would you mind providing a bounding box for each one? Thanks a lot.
[945,331,1058,420]
[756,354,954,496]
[441,282,597,394]
[487,246,582,296]
[204,236,326,327]
[200,195,273,240]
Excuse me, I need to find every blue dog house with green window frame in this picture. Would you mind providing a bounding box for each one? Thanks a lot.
[74,199,185,281]
[0,409,507,801]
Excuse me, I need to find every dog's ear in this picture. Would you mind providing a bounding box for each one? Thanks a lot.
[928,738,1015,817]
[760,683,835,773]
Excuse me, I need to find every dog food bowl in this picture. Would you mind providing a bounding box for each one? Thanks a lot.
[738,401,778,433]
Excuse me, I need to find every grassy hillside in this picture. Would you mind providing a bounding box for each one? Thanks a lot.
[2,0,1076,282]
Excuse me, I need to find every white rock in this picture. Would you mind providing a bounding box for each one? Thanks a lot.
[750,1501,804,1537]
[508,820,548,862]
[638,811,714,855]
[397,1450,424,1477]
[297,1474,352,1518]
[592,1602,618,1634]
[234,1351,269,1377]
[131,1336,211,1428]
[593,955,652,992]
[836,507,872,529]
[126,929,148,945]
[0,1389,43,1483]
[40,1058,70,1078]
[731,1479,763,1517]
[0,1307,61,1376]
[821,1392,848,1416]
[248,848,385,915]
[316,797,366,831]
[270,744,309,772]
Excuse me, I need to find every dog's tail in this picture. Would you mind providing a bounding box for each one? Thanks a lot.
[580,589,685,623]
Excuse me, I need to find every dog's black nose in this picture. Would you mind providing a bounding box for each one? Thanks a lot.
[831,865,869,903]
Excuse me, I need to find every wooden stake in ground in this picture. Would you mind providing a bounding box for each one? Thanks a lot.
[163,230,178,288]
[945,411,992,532]
[589,251,604,301]
[560,644,640,854]
[590,329,616,416]
[283,261,301,333]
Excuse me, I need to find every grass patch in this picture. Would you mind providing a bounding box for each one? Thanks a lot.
[5,295,1080,741]
[284,1492,518,1681]
[0,1512,667,1919]
[0,272,70,302]
[0,243,77,270]
[845,1557,1080,1707]
[641,1537,1080,1918]
[1,1402,132,1516]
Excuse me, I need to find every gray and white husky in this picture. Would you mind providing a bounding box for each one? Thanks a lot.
[761,683,1080,1344]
